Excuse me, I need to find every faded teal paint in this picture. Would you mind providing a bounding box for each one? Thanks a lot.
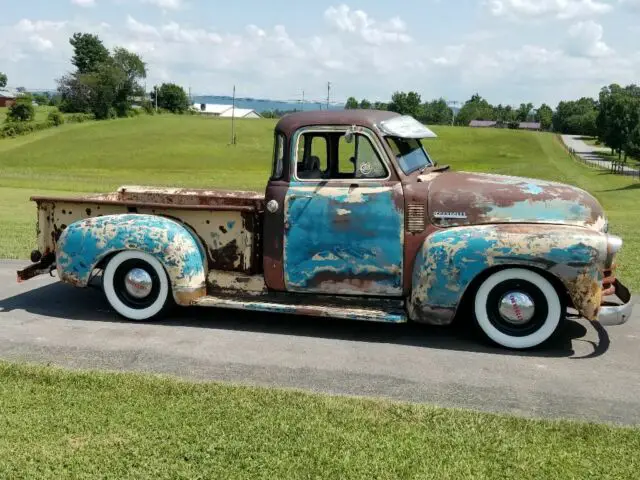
[409,224,607,325]
[56,214,206,298]
[283,183,403,296]
[523,183,544,195]
[486,198,590,224]
[227,221,236,230]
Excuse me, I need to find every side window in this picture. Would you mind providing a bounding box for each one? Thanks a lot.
[297,133,328,179]
[339,133,387,179]
[271,133,285,180]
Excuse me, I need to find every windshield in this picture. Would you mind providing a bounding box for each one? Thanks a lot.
[385,136,434,175]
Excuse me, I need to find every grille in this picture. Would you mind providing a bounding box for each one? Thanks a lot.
[406,204,426,233]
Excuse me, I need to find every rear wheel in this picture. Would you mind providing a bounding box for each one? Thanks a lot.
[472,268,564,349]
[103,250,170,321]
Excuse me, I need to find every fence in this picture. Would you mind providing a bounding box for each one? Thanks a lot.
[566,146,640,181]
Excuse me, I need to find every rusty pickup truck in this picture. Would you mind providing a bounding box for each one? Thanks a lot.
[17,110,634,350]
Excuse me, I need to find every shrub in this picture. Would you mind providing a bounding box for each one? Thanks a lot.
[48,110,65,126]
[66,113,95,123]
[7,100,35,122]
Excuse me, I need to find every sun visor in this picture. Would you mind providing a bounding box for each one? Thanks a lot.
[377,115,438,139]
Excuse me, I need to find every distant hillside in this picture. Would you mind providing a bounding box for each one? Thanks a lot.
[191,95,345,113]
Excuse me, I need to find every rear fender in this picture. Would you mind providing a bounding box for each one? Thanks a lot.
[408,224,608,325]
[56,214,207,305]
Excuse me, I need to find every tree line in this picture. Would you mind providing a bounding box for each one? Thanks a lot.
[346,92,552,129]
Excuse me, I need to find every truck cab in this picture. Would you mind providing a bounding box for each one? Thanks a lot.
[18,110,634,350]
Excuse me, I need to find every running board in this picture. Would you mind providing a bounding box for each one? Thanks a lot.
[192,295,408,323]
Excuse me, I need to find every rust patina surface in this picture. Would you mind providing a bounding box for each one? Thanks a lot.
[18,109,629,333]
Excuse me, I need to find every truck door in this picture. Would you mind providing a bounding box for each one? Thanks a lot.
[280,127,404,297]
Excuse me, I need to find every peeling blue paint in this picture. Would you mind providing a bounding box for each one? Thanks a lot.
[409,224,606,324]
[284,184,403,295]
[227,221,236,230]
[56,214,206,293]
[523,183,544,195]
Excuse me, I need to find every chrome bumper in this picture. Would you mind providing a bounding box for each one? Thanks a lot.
[598,279,634,326]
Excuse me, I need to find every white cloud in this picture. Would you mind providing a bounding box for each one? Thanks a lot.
[566,21,613,57]
[141,0,185,10]
[16,19,66,33]
[487,0,614,20]
[324,4,411,45]
[1,5,639,107]
[126,15,160,37]
[71,0,96,7]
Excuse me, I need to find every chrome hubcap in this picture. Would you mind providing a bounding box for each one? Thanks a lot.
[124,268,153,299]
[498,292,535,325]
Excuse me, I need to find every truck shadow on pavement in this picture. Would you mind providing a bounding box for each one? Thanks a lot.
[0,281,609,360]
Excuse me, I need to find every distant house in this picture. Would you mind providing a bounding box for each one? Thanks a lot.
[469,120,498,128]
[0,89,18,108]
[518,122,542,131]
[193,103,234,116]
[469,120,543,131]
[192,103,262,119]
[219,107,262,119]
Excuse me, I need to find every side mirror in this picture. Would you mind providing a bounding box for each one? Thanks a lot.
[344,125,357,144]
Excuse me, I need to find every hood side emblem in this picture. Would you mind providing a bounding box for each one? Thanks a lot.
[433,211,468,220]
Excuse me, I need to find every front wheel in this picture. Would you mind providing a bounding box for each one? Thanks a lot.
[472,268,565,350]
[103,250,171,321]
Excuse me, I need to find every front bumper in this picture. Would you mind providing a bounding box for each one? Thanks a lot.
[598,279,634,326]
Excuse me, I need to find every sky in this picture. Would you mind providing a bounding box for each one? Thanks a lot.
[0,0,639,107]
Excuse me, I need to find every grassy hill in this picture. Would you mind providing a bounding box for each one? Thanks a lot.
[1,114,638,289]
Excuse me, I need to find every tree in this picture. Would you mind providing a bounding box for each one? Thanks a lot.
[151,83,190,113]
[552,97,597,134]
[345,97,359,109]
[516,102,534,122]
[70,33,109,74]
[423,98,453,125]
[0,72,6,88]
[58,33,147,119]
[455,93,495,126]
[7,95,35,122]
[388,91,423,119]
[359,99,372,109]
[111,47,147,116]
[597,84,640,159]
[535,104,553,130]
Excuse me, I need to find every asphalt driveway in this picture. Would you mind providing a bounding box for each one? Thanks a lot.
[1,260,638,425]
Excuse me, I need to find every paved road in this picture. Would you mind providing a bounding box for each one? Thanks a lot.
[562,135,639,177]
[1,260,639,425]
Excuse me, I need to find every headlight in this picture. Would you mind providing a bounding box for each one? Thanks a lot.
[605,234,623,269]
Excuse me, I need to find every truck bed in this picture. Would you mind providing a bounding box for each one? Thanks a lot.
[29,185,266,276]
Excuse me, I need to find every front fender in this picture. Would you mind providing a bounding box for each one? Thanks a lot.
[56,214,207,305]
[408,224,608,325]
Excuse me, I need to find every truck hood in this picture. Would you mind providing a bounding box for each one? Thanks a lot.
[423,171,607,231]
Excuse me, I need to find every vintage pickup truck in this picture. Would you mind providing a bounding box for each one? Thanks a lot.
[18,110,633,350]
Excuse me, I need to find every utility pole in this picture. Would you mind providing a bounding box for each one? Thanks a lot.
[231,85,236,146]
[327,82,331,110]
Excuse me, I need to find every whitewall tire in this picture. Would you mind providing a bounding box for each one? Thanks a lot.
[473,268,564,350]
[103,250,170,321]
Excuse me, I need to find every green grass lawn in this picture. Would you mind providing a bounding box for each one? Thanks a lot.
[0,361,638,479]
[1,114,639,289]
[1,116,640,476]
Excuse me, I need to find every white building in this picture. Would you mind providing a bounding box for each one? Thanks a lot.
[219,107,261,119]
[192,103,261,119]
